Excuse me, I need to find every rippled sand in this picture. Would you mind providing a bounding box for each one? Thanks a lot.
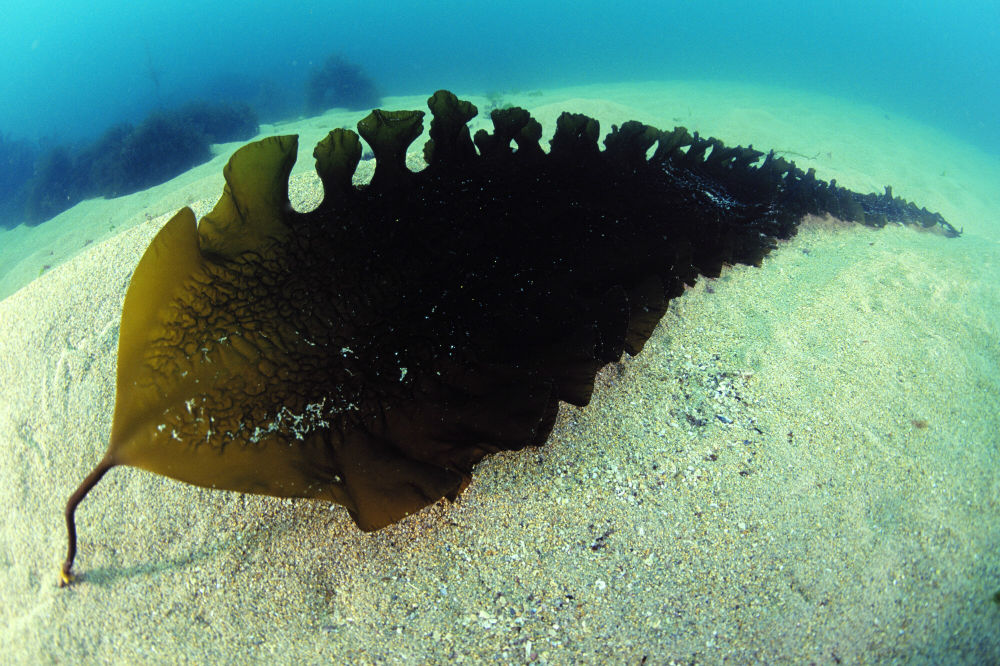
[1,81,998,663]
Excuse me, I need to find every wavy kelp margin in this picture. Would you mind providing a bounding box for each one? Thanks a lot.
[58,90,958,585]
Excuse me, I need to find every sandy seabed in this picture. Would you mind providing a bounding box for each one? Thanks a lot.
[1,81,998,663]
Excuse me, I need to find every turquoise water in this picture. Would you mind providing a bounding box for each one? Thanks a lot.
[3,1,998,151]
[0,1,997,150]
[0,0,1000,152]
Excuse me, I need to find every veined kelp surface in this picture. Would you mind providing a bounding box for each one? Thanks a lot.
[59,90,957,584]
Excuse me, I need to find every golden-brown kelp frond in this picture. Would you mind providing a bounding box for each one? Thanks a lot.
[59,89,957,585]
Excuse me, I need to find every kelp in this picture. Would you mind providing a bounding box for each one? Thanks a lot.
[59,90,957,585]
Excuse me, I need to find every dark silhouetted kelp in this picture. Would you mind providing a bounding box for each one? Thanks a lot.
[58,90,957,585]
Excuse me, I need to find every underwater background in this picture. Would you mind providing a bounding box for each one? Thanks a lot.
[2,0,999,158]
[1,0,998,663]
[2,0,999,239]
